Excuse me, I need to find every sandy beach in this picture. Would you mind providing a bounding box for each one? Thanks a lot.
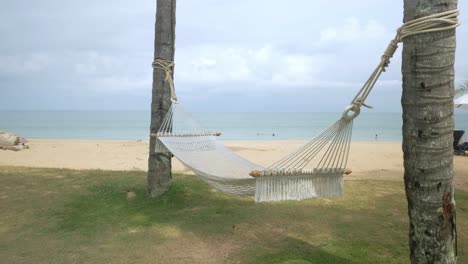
[1,139,467,190]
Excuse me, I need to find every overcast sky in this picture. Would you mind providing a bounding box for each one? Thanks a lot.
[1,0,467,112]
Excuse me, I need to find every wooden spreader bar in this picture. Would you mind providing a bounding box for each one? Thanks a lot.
[150,132,222,138]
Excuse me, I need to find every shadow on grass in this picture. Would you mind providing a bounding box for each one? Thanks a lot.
[46,172,410,263]
[244,237,351,264]
[49,176,355,262]
[49,174,256,236]
[4,167,468,263]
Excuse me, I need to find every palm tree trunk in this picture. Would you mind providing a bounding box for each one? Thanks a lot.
[147,0,176,197]
[402,0,457,262]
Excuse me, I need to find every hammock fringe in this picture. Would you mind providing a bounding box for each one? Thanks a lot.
[255,174,343,202]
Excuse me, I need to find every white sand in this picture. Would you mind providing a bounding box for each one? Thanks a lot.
[1,139,467,190]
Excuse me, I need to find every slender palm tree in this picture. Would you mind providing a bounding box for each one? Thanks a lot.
[402,0,457,262]
[148,0,176,197]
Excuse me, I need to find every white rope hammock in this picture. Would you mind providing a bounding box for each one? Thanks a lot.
[151,10,460,202]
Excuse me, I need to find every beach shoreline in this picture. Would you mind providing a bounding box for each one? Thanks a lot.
[1,139,467,190]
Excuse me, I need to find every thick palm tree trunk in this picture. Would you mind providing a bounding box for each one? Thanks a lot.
[402,0,457,262]
[147,0,176,197]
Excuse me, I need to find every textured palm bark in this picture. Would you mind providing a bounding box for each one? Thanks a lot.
[147,0,176,197]
[402,0,457,263]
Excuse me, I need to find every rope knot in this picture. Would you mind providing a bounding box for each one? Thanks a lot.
[353,97,373,110]
[381,39,399,70]
[152,58,177,102]
[351,100,361,112]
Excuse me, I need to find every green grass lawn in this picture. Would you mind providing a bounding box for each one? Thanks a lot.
[0,166,467,263]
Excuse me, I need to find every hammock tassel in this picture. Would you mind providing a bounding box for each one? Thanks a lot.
[255,174,343,202]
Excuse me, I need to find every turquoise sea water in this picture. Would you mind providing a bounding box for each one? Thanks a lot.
[1,111,468,141]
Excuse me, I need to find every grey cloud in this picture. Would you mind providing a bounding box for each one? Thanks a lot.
[0,0,467,111]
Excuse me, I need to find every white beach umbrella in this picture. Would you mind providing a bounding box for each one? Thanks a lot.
[455,94,468,109]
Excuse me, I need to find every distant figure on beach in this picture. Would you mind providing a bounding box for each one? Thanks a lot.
[374,133,378,141]
[272,133,275,137]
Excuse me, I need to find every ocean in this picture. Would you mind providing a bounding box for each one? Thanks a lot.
[1,111,468,142]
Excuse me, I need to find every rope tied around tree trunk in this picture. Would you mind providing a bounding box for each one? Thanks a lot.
[152,58,178,103]
[398,9,460,41]
[346,9,460,120]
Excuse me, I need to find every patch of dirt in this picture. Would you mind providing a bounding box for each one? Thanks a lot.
[146,232,243,264]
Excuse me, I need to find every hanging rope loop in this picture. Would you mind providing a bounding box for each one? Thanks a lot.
[342,104,360,121]
[152,58,178,102]
[347,9,459,116]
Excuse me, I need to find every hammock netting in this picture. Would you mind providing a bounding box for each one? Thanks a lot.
[155,104,353,201]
